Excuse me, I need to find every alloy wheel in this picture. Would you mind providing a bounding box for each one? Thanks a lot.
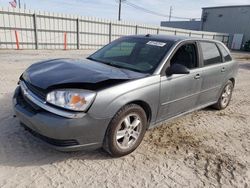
[115,113,142,150]
[221,84,232,107]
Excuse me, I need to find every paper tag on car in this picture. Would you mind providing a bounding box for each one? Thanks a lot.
[146,41,166,47]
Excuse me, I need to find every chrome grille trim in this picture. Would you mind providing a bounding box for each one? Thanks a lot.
[19,81,86,119]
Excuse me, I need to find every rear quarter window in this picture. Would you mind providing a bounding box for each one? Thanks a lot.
[200,42,222,66]
[217,43,232,62]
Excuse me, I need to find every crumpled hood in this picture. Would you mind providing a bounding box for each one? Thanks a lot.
[22,58,147,90]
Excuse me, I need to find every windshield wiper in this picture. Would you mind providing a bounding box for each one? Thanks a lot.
[87,57,112,65]
[87,57,98,62]
[102,62,124,69]
[88,57,123,68]
[106,62,145,73]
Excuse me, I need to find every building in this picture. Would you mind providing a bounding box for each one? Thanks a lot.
[160,20,201,31]
[201,5,250,49]
[160,5,250,49]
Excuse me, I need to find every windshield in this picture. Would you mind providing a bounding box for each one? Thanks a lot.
[88,37,174,73]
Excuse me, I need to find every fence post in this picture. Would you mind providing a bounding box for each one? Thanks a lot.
[222,35,225,43]
[109,22,112,43]
[33,14,39,50]
[135,25,138,35]
[76,18,80,50]
[202,34,204,38]
[157,28,159,34]
[213,35,215,39]
[189,32,191,37]
[64,32,67,50]
[14,30,19,50]
[174,30,177,35]
[225,36,229,47]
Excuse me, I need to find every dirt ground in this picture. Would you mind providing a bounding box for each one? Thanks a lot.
[0,50,249,188]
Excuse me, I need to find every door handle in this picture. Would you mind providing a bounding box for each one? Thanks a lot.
[194,74,201,79]
[221,67,226,72]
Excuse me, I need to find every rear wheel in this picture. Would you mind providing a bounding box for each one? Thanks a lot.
[213,80,234,110]
[103,104,147,157]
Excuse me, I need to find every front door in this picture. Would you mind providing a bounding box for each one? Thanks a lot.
[157,42,202,121]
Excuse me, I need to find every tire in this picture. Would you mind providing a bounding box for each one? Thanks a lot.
[103,104,147,157]
[212,80,234,110]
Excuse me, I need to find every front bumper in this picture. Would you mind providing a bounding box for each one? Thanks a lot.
[13,86,111,151]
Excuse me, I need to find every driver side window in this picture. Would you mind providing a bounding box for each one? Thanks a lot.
[170,43,198,69]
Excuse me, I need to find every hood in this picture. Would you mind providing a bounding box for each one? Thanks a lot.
[22,58,147,90]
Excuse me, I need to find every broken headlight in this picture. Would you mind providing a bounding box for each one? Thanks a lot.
[46,89,96,111]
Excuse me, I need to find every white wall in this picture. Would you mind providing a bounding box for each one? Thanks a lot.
[0,7,229,50]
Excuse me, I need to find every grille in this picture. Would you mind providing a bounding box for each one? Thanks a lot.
[24,81,47,100]
[21,123,79,147]
[17,89,42,114]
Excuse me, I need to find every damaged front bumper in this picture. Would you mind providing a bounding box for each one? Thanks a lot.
[13,86,111,151]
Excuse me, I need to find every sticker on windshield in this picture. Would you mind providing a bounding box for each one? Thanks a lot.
[146,41,166,47]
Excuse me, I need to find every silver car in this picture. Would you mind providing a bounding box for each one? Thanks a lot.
[13,35,238,157]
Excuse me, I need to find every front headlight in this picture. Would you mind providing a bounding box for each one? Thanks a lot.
[46,89,96,111]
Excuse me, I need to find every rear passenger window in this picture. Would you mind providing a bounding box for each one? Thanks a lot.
[217,43,232,62]
[200,42,222,66]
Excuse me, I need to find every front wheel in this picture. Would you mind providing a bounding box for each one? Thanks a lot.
[213,80,234,110]
[103,104,147,157]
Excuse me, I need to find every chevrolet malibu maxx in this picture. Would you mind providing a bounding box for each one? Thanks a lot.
[13,35,238,157]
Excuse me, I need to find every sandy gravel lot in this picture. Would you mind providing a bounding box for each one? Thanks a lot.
[0,50,249,188]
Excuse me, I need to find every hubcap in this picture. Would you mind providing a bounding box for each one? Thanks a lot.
[221,84,232,107]
[115,114,142,149]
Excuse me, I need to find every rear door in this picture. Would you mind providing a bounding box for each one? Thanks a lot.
[197,41,226,105]
[157,41,203,121]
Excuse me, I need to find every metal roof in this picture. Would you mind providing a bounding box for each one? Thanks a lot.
[202,5,250,10]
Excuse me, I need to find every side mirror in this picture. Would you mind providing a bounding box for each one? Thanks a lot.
[166,64,190,75]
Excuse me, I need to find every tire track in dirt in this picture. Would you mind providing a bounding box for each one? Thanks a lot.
[0,50,249,187]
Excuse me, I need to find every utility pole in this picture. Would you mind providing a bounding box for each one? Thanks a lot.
[18,0,21,8]
[169,6,173,21]
[118,0,122,21]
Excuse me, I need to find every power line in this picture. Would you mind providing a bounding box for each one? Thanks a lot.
[118,0,200,20]
[20,0,200,21]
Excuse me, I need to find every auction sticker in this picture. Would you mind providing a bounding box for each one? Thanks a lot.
[146,41,166,47]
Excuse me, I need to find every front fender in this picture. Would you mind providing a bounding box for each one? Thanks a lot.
[88,75,160,123]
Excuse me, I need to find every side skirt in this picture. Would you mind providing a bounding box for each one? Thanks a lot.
[148,101,217,129]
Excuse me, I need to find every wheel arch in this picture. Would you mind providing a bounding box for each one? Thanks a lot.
[229,77,235,86]
[127,100,152,128]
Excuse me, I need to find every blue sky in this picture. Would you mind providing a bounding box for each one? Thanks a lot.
[0,0,250,25]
